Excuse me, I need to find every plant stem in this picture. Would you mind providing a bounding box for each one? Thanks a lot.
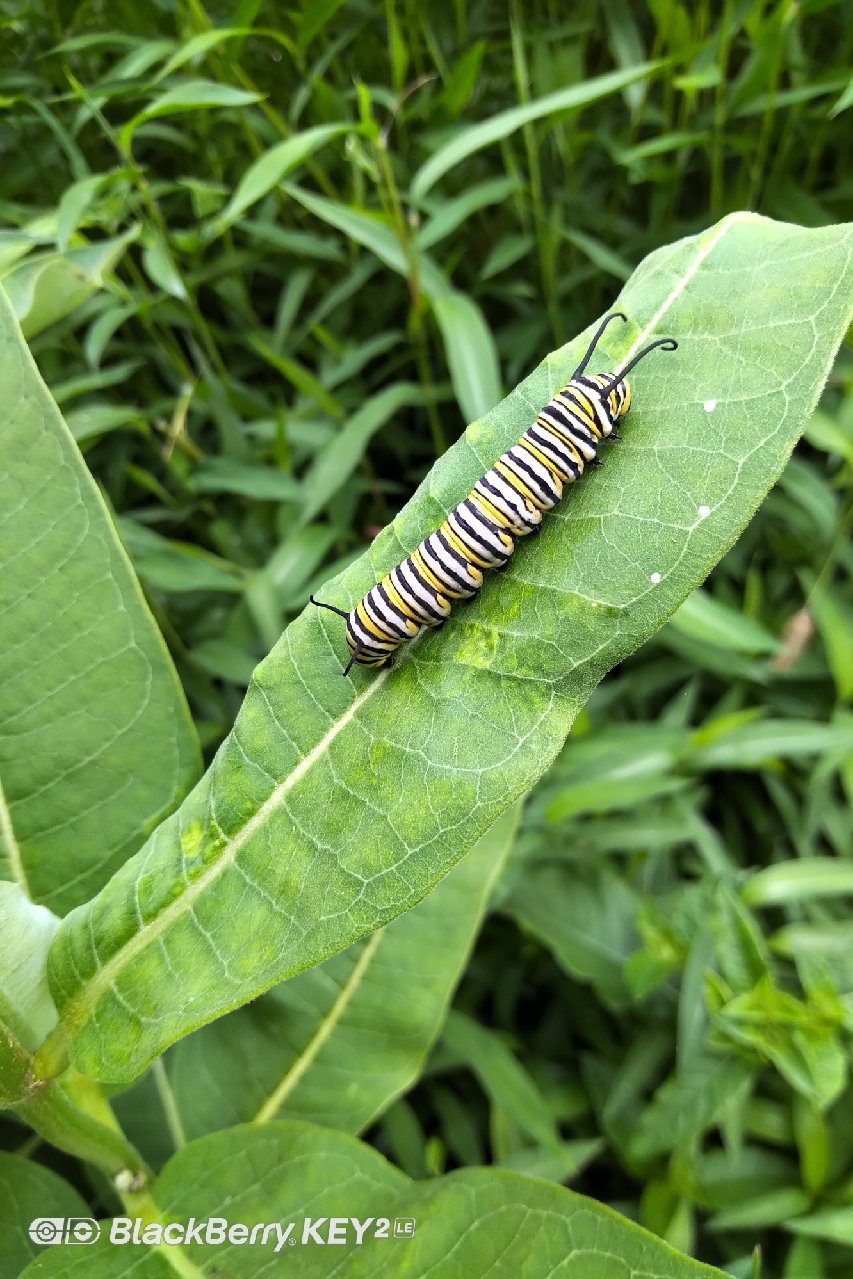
[15,1069,148,1181]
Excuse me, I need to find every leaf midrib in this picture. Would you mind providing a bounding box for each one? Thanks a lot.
[616,210,762,367]
[251,926,385,1124]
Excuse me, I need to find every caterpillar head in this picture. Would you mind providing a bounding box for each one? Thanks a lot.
[619,378,632,415]
[606,376,631,420]
[571,315,675,434]
[600,336,678,422]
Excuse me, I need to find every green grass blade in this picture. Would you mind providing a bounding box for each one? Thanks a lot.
[210,126,350,237]
[431,292,501,423]
[411,63,660,200]
[118,80,263,150]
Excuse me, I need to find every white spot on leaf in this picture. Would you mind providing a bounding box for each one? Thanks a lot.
[703,399,717,412]
[650,572,662,584]
[698,504,711,519]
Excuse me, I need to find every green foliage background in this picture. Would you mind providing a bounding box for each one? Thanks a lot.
[1,1,853,1277]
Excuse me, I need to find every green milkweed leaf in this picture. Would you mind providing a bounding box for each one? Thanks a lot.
[0,1153,90,1275]
[0,286,200,920]
[18,1121,731,1278]
[35,214,853,1086]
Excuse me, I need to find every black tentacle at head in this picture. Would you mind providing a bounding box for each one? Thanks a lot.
[571,311,628,380]
[310,594,350,619]
[603,337,678,394]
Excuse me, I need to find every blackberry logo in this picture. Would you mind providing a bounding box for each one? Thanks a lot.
[29,1218,101,1246]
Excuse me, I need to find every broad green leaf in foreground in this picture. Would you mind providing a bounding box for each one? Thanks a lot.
[169,804,519,1140]
[19,1121,729,1279]
[38,214,853,1085]
[0,1152,91,1275]
[0,285,200,916]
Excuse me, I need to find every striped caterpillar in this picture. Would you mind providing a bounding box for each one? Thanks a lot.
[311,312,676,675]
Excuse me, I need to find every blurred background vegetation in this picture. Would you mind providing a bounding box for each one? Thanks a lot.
[1,0,852,1274]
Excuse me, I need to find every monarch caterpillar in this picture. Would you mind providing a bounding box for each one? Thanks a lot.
[311,312,676,675]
